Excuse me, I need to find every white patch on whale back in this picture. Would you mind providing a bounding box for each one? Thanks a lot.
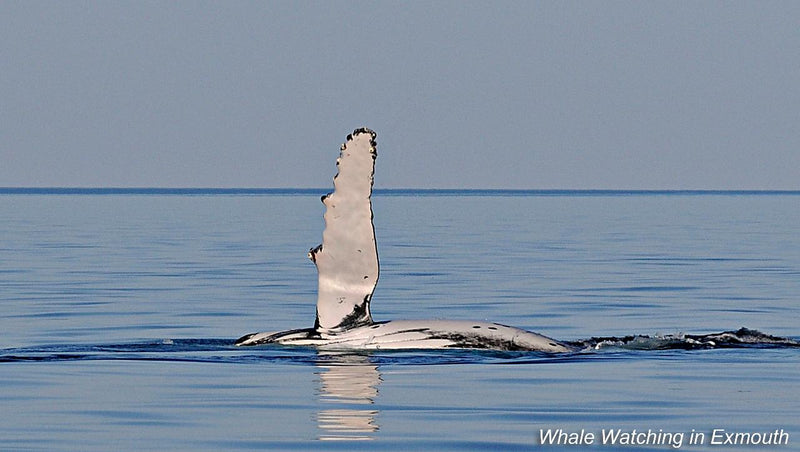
[323,320,572,352]
[237,320,573,352]
[308,128,379,332]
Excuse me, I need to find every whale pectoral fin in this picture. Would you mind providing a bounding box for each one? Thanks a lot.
[234,331,272,346]
[311,128,379,332]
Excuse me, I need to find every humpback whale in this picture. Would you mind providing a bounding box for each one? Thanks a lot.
[236,128,574,352]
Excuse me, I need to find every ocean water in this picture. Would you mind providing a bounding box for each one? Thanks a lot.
[1,190,799,451]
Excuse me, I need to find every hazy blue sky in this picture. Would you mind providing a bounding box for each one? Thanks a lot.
[2,1,798,189]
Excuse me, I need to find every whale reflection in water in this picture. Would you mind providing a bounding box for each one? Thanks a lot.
[316,353,381,441]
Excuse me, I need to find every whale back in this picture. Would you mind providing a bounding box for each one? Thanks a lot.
[309,128,379,332]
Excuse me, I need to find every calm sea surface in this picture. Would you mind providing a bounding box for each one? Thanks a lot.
[1,190,799,451]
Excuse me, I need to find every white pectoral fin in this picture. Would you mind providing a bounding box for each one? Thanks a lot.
[310,128,379,332]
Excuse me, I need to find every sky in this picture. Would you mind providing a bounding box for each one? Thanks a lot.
[1,1,798,189]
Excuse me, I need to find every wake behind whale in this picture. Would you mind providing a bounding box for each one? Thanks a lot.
[235,128,796,353]
[570,327,800,350]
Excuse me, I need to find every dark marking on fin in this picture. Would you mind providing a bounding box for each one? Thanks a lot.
[234,333,257,346]
[332,302,371,331]
[308,244,322,263]
[235,328,320,346]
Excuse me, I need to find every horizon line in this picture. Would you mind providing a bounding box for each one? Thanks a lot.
[2,187,800,196]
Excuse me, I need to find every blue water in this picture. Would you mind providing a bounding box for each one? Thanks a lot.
[1,191,799,451]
